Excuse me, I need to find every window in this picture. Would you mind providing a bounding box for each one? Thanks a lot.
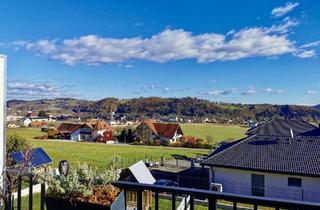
[288,177,302,187]
[251,174,265,196]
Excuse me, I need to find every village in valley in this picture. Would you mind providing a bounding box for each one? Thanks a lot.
[2,1,320,210]
[7,110,219,149]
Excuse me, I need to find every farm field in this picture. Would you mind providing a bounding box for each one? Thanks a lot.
[181,123,247,143]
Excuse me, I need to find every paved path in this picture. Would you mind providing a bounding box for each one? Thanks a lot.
[12,184,42,199]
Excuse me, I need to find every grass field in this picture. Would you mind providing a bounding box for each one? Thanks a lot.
[29,140,207,169]
[181,123,247,143]
[6,123,248,169]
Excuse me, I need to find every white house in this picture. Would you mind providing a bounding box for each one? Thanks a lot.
[70,125,92,141]
[135,119,184,143]
[57,123,92,141]
[22,117,32,127]
[91,120,114,140]
[203,119,320,202]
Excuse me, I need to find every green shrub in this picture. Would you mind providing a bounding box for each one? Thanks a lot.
[6,133,30,154]
[161,140,171,147]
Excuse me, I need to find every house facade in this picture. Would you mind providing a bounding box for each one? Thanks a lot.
[135,119,183,143]
[22,117,32,127]
[70,125,92,141]
[57,123,93,141]
[57,121,114,142]
[213,167,320,202]
[203,119,320,202]
[91,120,114,142]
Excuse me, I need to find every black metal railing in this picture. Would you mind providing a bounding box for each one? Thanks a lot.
[5,173,46,210]
[6,176,320,210]
[113,180,320,210]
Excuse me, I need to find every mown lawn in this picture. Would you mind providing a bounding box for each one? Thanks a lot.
[28,140,208,169]
[181,123,247,144]
[7,127,45,140]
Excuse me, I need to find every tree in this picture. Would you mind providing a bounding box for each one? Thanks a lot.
[38,110,48,118]
[6,133,30,154]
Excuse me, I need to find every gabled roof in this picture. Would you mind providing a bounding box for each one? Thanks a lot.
[140,119,183,139]
[92,120,114,132]
[203,135,320,177]
[57,123,92,134]
[204,119,320,177]
[300,128,320,137]
[153,123,183,138]
[143,119,157,134]
[57,123,82,133]
[246,119,317,137]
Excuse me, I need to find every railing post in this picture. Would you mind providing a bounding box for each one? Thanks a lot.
[6,194,12,210]
[172,193,176,210]
[190,195,194,210]
[40,182,45,210]
[208,197,216,210]
[137,190,142,210]
[29,175,33,210]
[253,204,258,210]
[154,192,159,210]
[17,176,21,210]
[233,201,237,210]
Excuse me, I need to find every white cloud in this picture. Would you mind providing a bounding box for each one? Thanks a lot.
[263,88,286,94]
[306,90,317,95]
[294,49,316,58]
[124,64,134,68]
[300,41,320,48]
[7,80,78,100]
[11,17,310,65]
[241,87,257,95]
[204,88,237,96]
[271,2,299,17]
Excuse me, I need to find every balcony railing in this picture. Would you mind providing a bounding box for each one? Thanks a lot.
[5,175,320,210]
[113,180,320,210]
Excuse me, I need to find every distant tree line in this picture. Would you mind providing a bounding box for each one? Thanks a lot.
[7,97,320,124]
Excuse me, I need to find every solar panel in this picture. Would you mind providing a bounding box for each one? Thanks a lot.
[11,147,52,168]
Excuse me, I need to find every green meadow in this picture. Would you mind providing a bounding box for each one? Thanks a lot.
[181,123,247,143]
[7,123,248,168]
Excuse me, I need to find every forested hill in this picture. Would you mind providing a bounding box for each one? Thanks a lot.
[7,97,320,123]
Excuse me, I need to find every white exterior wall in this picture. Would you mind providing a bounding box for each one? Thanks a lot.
[23,118,32,127]
[71,128,92,141]
[92,129,105,139]
[171,131,182,143]
[213,167,320,202]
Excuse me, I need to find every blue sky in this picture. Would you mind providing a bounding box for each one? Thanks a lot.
[0,0,320,105]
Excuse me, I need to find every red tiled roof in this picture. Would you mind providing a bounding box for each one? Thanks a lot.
[92,120,114,132]
[141,119,183,138]
[57,123,85,134]
[153,123,183,138]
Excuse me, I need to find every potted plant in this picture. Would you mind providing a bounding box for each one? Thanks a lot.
[36,157,125,210]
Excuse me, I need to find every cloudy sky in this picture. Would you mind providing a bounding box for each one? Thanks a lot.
[0,0,320,105]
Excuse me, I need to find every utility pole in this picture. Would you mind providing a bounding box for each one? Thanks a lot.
[0,55,7,208]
